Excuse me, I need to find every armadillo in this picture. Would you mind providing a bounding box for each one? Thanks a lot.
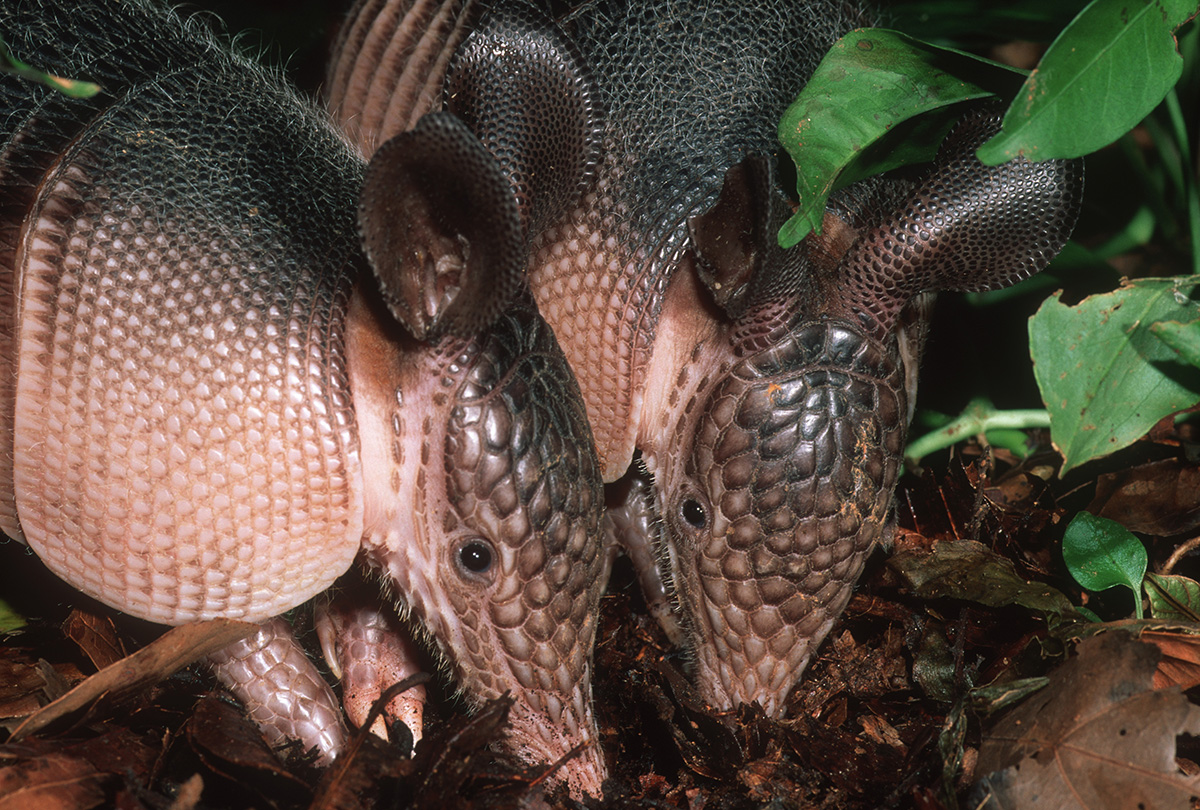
[328,0,1082,718]
[0,0,608,797]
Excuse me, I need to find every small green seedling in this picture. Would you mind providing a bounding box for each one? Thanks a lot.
[904,397,1050,465]
[1062,512,1147,619]
[1061,512,1200,623]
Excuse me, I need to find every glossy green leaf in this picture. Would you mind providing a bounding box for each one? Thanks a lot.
[977,0,1200,163]
[1145,573,1200,621]
[1028,278,1200,474]
[1151,319,1200,368]
[1063,512,1147,617]
[776,28,1022,248]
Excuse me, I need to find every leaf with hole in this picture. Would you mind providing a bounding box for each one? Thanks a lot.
[977,0,1200,163]
[1028,278,1200,474]
[776,28,1022,247]
[975,632,1200,808]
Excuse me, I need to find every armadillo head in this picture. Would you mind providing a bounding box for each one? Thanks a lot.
[325,0,1082,728]
[349,111,607,798]
[646,110,1081,715]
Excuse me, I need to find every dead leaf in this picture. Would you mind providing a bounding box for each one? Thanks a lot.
[1089,459,1200,537]
[185,695,311,804]
[890,538,1084,630]
[61,610,126,671]
[0,754,107,810]
[974,632,1200,809]
[1141,629,1200,691]
[10,619,255,741]
[645,658,744,781]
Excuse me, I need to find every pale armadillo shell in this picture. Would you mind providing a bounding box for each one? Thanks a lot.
[0,0,366,624]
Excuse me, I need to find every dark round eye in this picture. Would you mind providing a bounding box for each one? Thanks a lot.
[681,498,707,529]
[458,539,495,575]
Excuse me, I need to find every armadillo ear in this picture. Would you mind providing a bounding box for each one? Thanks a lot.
[687,156,807,321]
[832,107,1082,338]
[446,2,599,236]
[358,110,524,341]
[327,0,482,156]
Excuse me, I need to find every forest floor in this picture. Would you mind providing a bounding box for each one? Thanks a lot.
[3,418,1200,809]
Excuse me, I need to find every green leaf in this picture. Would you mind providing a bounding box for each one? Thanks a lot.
[984,428,1036,459]
[0,597,26,633]
[1151,319,1200,368]
[1062,512,1147,617]
[0,36,101,99]
[776,28,1023,248]
[977,0,1200,163]
[890,538,1086,630]
[1028,278,1200,474]
[1145,573,1200,621]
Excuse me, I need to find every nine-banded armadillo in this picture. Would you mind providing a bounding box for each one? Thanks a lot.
[328,0,1082,716]
[0,0,608,797]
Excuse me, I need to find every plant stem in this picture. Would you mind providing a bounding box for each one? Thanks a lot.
[905,403,1050,464]
[1164,88,1200,276]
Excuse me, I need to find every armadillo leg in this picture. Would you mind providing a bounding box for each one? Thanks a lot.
[606,474,684,647]
[315,589,427,748]
[207,617,347,764]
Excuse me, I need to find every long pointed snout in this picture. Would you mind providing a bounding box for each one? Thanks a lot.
[503,686,606,799]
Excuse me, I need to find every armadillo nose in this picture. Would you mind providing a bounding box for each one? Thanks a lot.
[543,736,607,801]
[505,697,607,799]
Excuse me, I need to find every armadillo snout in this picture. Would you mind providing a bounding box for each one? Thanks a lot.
[366,305,608,795]
[666,321,906,714]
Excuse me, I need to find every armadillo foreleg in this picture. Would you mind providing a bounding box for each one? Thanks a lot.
[207,617,347,763]
[315,589,427,750]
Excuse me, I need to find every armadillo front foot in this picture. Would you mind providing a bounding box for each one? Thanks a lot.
[207,617,347,763]
[316,589,427,751]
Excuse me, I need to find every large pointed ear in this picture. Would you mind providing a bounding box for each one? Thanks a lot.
[687,155,808,321]
[358,110,524,341]
[445,3,599,236]
[327,0,481,155]
[831,106,1082,338]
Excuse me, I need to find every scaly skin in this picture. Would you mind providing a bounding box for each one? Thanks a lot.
[207,618,349,763]
[330,0,1081,718]
[0,0,607,797]
[328,0,1089,724]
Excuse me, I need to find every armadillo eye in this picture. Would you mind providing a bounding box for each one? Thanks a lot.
[681,498,707,529]
[457,539,495,577]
